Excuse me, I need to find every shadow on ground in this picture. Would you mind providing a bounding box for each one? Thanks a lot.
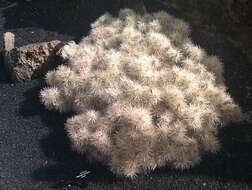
[19,82,116,189]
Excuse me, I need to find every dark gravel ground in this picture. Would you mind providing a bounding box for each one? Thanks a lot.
[0,0,252,189]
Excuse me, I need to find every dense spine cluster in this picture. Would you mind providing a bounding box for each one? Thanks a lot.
[40,9,241,177]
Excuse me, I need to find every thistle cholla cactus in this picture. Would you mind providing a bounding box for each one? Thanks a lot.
[40,9,241,177]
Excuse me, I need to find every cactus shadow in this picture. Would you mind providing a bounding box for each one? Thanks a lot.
[153,123,252,184]
[19,80,117,189]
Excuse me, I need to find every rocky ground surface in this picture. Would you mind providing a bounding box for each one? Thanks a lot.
[0,0,251,189]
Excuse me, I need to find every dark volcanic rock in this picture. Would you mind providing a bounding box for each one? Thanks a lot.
[2,28,74,82]
[4,39,63,82]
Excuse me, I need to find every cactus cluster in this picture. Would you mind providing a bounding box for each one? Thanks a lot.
[40,9,241,177]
